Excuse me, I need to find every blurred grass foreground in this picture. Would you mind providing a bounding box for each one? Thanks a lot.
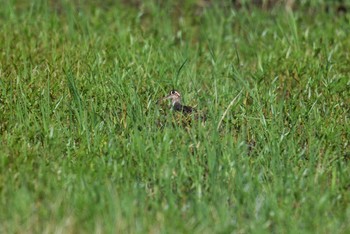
[0,0,349,233]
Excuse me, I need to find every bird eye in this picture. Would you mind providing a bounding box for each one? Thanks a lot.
[171,91,175,95]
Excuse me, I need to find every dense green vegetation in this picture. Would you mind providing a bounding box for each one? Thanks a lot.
[1,1,349,233]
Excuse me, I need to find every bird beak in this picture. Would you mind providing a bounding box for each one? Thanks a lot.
[158,94,171,104]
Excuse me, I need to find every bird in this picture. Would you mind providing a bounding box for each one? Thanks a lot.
[159,90,196,114]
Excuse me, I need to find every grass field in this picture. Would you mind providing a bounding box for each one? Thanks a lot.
[1,1,349,233]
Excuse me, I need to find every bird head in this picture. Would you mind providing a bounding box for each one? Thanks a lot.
[160,90,181,106]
